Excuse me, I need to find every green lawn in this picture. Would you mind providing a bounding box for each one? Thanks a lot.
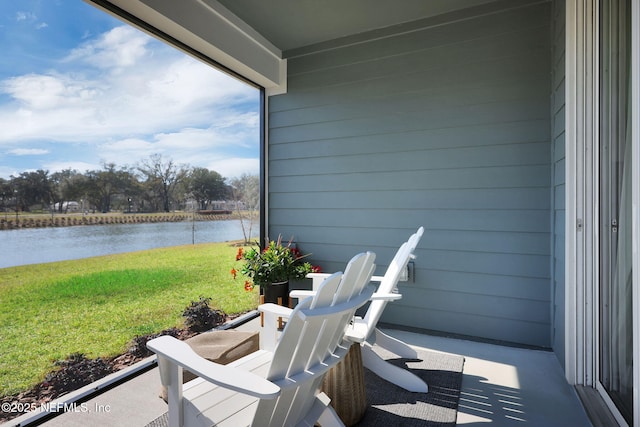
[0,241,258,397]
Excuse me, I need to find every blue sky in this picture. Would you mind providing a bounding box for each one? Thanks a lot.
[0,1,260,180]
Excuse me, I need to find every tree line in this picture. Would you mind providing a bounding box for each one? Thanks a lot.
[0,153,259,216]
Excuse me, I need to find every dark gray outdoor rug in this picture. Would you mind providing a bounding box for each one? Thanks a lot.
[145,412,168,427]
[145,346,464,427]
[355,346,465,426]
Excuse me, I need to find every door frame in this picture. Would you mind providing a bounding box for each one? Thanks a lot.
[631,0,640,423]
[566,1,639,426]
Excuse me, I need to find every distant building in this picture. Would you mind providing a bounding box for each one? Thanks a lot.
[53,201,80,213]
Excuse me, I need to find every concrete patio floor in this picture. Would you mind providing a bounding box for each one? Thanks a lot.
[15,318,591,427]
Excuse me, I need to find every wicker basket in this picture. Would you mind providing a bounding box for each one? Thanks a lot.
[321,344,367,426]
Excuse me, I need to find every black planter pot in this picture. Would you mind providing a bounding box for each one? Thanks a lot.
[262,281,289,305]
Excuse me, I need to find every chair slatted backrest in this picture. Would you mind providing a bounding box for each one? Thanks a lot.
[362,227,424,334]
[255,251,376,426]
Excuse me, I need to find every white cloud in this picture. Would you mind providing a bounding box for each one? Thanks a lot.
[8,148,49,156]
[96,137,156,164]
[43,160,100,173]
[0,24,259,179]
[1,73,101,110]
[15,11,46,29]
[208,157,259,179]
[0,25,257,147]
[16,12,36,22]
[96,122,259,175]
[0,165,19,179]
[65,26,150,70]
[145,56,255,107]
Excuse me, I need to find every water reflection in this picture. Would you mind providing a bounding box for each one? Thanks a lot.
[0,220,244,269]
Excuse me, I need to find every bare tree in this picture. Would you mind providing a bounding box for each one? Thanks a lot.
[229,174,260,243]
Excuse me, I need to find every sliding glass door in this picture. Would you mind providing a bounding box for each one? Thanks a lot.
[598,0,633,423]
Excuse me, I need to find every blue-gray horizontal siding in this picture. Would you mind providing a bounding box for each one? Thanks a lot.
[268,2,552,346]
[551,0,566,367]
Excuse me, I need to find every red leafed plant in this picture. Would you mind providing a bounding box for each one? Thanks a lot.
[233,236,320,291]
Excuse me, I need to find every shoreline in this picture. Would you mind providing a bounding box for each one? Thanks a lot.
[0,211,243,231]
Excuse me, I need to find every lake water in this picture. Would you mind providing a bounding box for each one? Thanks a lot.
[0,220,245,269]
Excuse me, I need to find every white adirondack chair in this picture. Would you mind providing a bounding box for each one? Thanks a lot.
[291,227,427,393]
[147,251,376,427]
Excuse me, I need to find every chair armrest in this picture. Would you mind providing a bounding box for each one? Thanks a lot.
[289,290,316,300]
[258,303,294,351]
[258,302,293,317]
[306,272,331,279]
[291,286,399,302]
[370,275,385,283]
[370,292,402,301]
[306,272,331,290]
[147,335,280,399]
[344,319,368,343]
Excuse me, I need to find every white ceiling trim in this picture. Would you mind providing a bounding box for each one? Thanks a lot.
[85,0,287,94]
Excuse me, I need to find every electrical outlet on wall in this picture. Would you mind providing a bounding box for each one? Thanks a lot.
[399,261,415,282]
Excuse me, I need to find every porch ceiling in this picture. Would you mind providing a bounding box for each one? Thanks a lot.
[85,0,513,93]
[215,0,497,52]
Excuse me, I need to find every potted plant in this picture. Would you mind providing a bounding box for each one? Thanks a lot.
[232,236,319,304]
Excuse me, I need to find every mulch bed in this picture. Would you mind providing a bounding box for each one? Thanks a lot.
[0,326,201,423]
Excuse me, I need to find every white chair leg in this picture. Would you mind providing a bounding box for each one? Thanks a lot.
[302,393,344,427]
[157,356,184,427]
[371,328,418,359]
[316,406,345,427]
[361,344,428,393]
